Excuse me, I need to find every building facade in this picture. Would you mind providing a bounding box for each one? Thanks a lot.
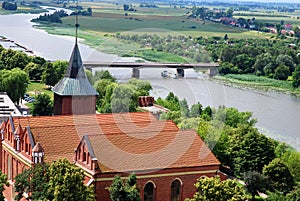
[1,113,223,200]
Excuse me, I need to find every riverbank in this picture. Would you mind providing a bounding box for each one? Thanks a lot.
[213,74,300,98]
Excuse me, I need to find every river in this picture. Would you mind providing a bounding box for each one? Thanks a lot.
[0,11,299,150]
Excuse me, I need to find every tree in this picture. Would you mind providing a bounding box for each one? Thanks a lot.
[190,102,203,118]
[0,170,9,201]
[108,174,141,201]
[41,62,58,87]
[127,79,152,97]
[224,34,229,41]
[273,65,290,80]
[47,159,95,201]
[218,62,239,75]
[179,98,190,117]
[14,164,49,201]
[228,125,275,176]
[32,93,53,116]
[292,64,300,88]
[263,158,295,194]
[244,171,269,200]
[24,62,44,81]
[94,79,114,109]
[186,176,247,201]
[280,149,300,183]
[226,8,234,18]
[233,54,255,73]
[52,60,68,81]
[0,68,29,104]
[94,70,116,83]
[111,84,136,113]
[15,160,95,201]
[253,53,273,76]
[276,54,295,73]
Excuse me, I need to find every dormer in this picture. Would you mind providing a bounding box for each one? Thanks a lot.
[32,142,44,164]
[14,124,23,152]
[75,135,99,173]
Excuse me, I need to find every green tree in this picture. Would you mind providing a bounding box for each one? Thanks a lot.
[108,174,141,201]
[0,68,29,104]
[127,79,152,96]
[24,62,44,81]
[263,158,295,194]
[42,62,58,87]
[292,64,300,88]
[179,98,190,117]
[14,164,49,201]
[0,170,9,201]
[276,54,295,73]
[226,8,234,17]
[47,159,95,201]
[94,79,114,109]
[274,65,290,80]
[233,54,255,73]
[190,102,203,118]
[52,60,68,81]
[281,150,300,183]
[94,70,116,82]
[32,93,53,116]
[228,125,275,176]
[186,176,247,201]
[218,62,239,75]
[111,84,136,113]
[244,171,269,200]
[253,53,273,76]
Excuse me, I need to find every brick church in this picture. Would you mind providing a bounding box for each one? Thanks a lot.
[0,40,224,200]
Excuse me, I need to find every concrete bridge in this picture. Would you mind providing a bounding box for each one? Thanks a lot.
[83,61,219,78]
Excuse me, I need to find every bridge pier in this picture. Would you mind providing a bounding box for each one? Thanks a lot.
[132,67,140,78]
[176,68,184,78]
[208,67,218,76]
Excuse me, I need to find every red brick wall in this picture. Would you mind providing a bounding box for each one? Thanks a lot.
[54,95,97,115]
[93,166,220,201]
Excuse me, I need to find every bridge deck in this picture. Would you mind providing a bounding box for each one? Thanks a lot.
[83,61,219,69]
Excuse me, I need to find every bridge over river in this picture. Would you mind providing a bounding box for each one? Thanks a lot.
[84,61,219,78]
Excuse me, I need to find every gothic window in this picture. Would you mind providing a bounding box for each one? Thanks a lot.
[144,181,155,201]
[170,179,182,201]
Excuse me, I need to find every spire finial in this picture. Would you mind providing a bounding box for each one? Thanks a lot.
[75,0,79,44]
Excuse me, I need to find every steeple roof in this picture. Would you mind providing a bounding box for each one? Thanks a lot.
[52,43,98,96]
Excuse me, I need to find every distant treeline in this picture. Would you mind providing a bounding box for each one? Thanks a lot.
[2,1,17,10]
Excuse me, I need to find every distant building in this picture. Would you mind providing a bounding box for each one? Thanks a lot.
[0,93,22,123]
[284,23,293,30]
[1,39,224,201]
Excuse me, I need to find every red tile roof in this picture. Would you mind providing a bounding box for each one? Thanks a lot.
[13,112,220,171]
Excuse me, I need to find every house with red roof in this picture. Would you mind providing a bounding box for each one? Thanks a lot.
[0,38,224,201]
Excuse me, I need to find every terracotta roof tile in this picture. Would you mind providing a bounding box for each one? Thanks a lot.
[12,112,220,171]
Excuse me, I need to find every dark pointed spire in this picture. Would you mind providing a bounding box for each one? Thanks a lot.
[52,4,98,97]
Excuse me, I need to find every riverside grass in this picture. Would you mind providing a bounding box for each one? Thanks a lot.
[214,74,300,97]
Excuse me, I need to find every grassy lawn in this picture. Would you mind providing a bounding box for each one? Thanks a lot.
[24,81,54,111]
[27,81,54,99]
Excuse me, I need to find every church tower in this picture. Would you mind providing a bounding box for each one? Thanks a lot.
[52,13,98,115]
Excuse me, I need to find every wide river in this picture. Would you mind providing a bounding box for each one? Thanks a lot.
[1,11,300,150]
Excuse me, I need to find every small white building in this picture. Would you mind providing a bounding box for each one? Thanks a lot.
[0,92,22,123]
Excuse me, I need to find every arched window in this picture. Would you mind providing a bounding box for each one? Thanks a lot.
[170,179,181,201]
[144,182,155,201]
